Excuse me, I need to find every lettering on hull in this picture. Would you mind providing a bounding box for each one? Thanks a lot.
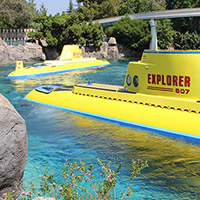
[147,74,191,94]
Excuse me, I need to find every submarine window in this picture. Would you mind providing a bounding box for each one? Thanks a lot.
[126,74,132,86]
[133,75,139,87]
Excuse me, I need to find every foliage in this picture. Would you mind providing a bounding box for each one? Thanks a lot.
[173,31,200,50]
[38,2,48,15]
[109,17,151,52]
[1,0,199,51]
[77,0,120,20]
[0,0,37,29]
[28,12,103,48]
[3,158,148,200]
[165,0,200,34]
[118,0,166,15]
[69,0,74,13]
[109,16,176,51]
[157,19,176,49]
[165,0,194,10]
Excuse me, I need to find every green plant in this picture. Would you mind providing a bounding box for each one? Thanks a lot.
[3,158,148,200]
[109,17,151,52]
[174,31,200,50]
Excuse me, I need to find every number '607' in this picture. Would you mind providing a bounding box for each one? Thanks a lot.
[175,88,190,94]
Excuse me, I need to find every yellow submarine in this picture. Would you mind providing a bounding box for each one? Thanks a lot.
[25,49,200,143]
[7,45,110,79]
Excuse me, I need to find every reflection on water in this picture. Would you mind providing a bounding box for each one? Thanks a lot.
[1,60,200,199]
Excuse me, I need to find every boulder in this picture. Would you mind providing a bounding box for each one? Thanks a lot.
[0,45,10,62]
[0,94,27,199]
[81,37,137,58]
[108,37,117,46]
[99,42,108,58]
[108,45,120,58]
[8,43,46,62]
[42,46,59,60]
[0,38,46,63]
[0,38,8,48]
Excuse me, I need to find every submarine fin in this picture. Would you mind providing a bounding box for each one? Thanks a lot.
[59,45,83,60]
[15,61,24,71]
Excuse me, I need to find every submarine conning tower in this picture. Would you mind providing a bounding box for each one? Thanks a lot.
[124,50,200,100]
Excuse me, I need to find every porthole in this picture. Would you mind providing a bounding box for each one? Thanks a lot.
[133,75,139,87]
[126,74,132,86]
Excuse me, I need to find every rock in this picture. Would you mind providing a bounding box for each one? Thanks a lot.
[100,42,108,53]
[42,46,59,60]
[81,46,98,58]
[108,45,119,58]
[39,39,48,47]
[108,37,117,46]
[0,94,27,199]
[117,43,138,58]
[81,37,137,59]
[0,38,46,63]
[81,46,85,56]
[0,46,10,62]
[99,42,108,58]
[9,43,46,62]
[0,38,8,48]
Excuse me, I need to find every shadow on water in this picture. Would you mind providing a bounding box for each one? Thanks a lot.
[1,60,200,199]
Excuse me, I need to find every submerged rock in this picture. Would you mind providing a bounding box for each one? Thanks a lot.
[0,94,27,199]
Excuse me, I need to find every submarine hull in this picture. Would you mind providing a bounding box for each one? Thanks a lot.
[8,59,110,79]
[25,84,200,143]
[7,45,110,79]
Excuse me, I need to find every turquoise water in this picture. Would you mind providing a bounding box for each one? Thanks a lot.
[1,60,200,199]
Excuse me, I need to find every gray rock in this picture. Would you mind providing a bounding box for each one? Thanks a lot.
[81,37,137,59]
[99,42,108,58]
[0,94,27,199]
[100,42,108,53]
[39,39,48,47]
[81,46,85,56]
[42,46,59,60]
[108,37,117,46]
[0,38,8,48]
[0,38,46,63]
[108,45,119,58]
[0,46,10,62]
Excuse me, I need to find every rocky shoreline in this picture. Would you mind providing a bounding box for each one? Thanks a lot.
[0,37,137,63]
[0,38,45,63]
[82,37,138,59]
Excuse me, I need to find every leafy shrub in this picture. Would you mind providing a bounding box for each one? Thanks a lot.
[157,19,176,49]
[174,31,200,50]
[109,17,151,52]
[3,158,148,200]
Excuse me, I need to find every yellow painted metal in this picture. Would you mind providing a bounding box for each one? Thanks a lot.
[8,45,109,78]
[15,61,24,71]
[59,45,83,60]
[124,50,200,100]
[8,59,109,77]
[25,84,200,136]
[25,50,200,138]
